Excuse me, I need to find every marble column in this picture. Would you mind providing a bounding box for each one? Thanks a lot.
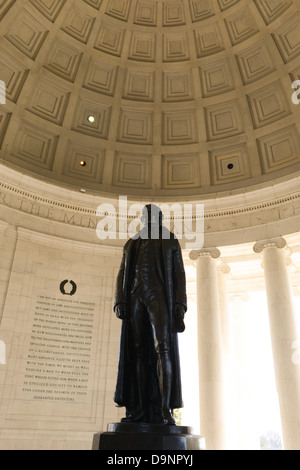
[217,262,231,378]
[190,248,227,450]
[217,263,239,450]
[254,237,300,450]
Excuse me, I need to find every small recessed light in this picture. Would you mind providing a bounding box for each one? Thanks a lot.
[80,160,87,167]
[80,188,86,193]
[227,163,234,170]
[87,115,95,123]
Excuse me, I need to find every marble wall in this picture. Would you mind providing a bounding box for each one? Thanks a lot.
[0,226,124,450]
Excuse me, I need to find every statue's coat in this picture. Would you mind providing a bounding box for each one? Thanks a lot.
[113,228,187,414]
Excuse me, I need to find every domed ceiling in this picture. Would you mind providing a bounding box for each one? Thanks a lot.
[0,0,299,199]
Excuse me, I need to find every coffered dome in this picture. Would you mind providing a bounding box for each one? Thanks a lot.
[0,0,299,199]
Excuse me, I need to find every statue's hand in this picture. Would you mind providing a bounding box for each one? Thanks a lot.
[174,304,185,333]
[115,303,127,320]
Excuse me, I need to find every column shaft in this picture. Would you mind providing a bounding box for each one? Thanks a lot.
[194,250,226,450]
[256,241,300,450]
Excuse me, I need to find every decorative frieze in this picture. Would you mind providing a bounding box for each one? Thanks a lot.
[0,165,300,236]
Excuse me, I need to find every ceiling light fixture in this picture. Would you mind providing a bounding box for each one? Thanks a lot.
[87,115,95,123]
[80,160,87,167]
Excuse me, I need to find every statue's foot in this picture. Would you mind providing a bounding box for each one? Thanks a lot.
[121,409,148,423]
[162,408,176,425]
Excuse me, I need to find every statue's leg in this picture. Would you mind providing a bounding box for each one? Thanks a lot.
[156,342,175,425]
[147,295,176,425]
[121,292,149,423]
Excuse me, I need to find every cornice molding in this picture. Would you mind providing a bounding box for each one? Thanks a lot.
[0,165,300,243]
[1,176,300,222]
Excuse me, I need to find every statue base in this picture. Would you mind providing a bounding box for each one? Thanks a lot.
[92,422,205,451]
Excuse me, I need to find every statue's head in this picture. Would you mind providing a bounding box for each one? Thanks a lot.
[141,204,163,227]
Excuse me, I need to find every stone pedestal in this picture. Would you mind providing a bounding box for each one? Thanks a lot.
[92,423,205,451]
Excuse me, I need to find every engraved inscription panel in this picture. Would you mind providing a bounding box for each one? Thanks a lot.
[21,295,95,404]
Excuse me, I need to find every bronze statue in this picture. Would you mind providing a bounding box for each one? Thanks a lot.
[113,204,187,425]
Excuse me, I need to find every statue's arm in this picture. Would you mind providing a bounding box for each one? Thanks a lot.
[114,250,127,319]
[172,241,187,314]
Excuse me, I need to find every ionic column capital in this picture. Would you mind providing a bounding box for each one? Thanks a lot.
[253,237,286,254]
[189,247,221,261]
